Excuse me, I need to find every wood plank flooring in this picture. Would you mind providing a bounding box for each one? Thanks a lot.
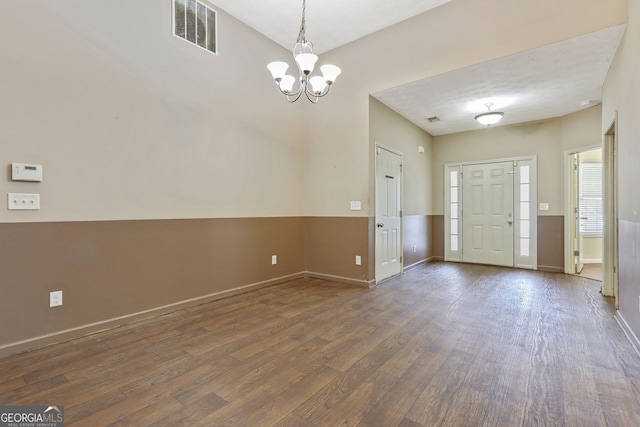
[1,262,640,426]
[576,263,603,281]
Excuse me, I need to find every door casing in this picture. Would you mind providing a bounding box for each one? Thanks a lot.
[602,113,619,305]
[563,146,604,276]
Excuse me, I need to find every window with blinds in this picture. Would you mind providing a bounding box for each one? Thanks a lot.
[579,162,603,235]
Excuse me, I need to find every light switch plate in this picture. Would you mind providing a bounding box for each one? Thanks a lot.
[8,193,40,210]
[539,202,549,211]
[350,201,362,211]
[12,163,43,182]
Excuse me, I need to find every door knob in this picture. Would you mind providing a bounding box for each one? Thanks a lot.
[507,219,513,225]
[377,223,384,228]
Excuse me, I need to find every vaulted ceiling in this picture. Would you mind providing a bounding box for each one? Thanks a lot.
[214,0,625,135]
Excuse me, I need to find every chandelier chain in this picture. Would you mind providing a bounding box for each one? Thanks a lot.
[297,0,307,44]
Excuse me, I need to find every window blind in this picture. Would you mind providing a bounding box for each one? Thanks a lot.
[579,162,603,235]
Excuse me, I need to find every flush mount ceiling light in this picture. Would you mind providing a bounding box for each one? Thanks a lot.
[475,102,504,126]
[267,0,341,103]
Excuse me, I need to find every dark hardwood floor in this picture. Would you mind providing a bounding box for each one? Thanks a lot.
[1,262,640,426]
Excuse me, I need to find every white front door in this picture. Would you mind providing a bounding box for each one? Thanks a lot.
[376,146,402,282]
[462,161,514,266]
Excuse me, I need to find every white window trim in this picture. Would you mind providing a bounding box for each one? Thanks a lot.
[444,165,462,262]
[173,0,219,55]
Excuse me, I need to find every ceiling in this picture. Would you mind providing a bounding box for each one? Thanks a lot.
[213,0,452,55]
[213,0,626,136]
[373,25,627,135]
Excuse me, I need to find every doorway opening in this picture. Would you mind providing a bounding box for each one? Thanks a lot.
[564,147,604,281]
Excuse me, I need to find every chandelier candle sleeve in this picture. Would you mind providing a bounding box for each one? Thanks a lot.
[279,75,296,93]
[266,0,341,103]
[295,53,318,74]
[267,62,289,81]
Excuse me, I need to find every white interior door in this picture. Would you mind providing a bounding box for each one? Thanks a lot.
[462,161,514,266]
[376,146,402,282]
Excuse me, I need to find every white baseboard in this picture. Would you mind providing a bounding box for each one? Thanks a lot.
[305,271,374,288]
[403,257,437,272]
[0,271,307,359]
[0,270,378,359]
[615,311,640,357]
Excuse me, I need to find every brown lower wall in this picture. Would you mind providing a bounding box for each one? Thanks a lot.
[0,214,566,357]
[304,215,439,284]
[0,217,306,356]
[430,214,564,271]
[618,220,640,346]
[432,215,445,260]
[537,216,564,272]
[305,217,372,286]
[403,215,435,268]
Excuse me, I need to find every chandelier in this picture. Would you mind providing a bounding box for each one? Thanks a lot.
[267,0,341,103]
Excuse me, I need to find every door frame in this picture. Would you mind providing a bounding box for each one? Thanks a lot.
[602,113,619,305]
[563,145,602,275]
[444,155,537,269]
[374,143,404,283]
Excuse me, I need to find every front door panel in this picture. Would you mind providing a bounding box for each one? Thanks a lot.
[462,161,514,266]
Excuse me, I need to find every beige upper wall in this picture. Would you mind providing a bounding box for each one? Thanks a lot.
[603,0,640,222]
[369,98,433,216]
[305,0,627,217]
[601,0,640,347]
[0,0,304,222]
[0,0,628,221]
[432,106,603,215]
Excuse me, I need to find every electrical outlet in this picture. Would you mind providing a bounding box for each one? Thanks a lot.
[50,291,62,308]
[272,255,277,265]
[355,255,361,265]
[413,245,417,253]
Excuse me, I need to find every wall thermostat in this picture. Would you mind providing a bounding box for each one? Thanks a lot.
[11,163,43,182]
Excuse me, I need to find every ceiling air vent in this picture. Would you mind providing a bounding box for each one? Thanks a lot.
[427,116,440,123]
